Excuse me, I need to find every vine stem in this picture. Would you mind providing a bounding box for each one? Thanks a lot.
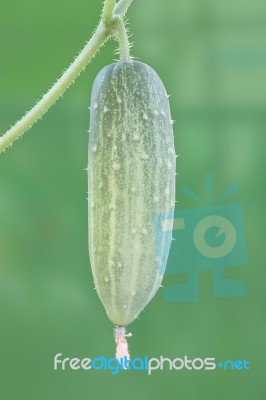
[115,0,134,16]
[102,0,117,27]
[0,0,133,154]
[0,24,108,152]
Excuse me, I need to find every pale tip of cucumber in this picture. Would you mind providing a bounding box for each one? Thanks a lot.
[115,325,132,366]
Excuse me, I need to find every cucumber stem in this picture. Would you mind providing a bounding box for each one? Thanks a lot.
[115,18,131,61]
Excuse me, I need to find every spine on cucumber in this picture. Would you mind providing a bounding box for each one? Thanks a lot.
[88,61,176,326]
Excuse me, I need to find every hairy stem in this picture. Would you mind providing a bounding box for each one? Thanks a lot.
[0,24,108,153]
[102,0,117,27]
[115,0,134,16]
[115,18,131,61]
[0,0,134,154]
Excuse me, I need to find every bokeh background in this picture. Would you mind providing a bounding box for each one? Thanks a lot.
[0,0,265,398]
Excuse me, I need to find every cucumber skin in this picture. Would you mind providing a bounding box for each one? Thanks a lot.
[88,61,176,326]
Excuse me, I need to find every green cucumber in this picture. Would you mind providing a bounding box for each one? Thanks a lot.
[88,60,176,326]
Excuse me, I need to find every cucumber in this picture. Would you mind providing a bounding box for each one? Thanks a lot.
[88,61,176,326]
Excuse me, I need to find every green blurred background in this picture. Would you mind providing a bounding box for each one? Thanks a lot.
[0,0,265,398]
